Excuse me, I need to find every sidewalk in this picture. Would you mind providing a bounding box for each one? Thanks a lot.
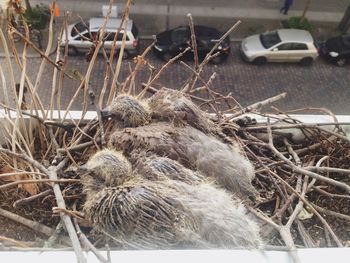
[26,0,345,39]
[0,0,346,56]
[27,0,344,23]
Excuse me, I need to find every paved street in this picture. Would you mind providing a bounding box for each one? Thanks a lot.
[23,0,349,39]
[2,41,349,114]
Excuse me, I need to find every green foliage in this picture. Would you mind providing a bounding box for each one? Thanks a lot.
[23,4,50,30]
[288,16,315,34]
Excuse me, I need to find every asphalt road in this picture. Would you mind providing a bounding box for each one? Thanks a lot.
[2,41,350,115]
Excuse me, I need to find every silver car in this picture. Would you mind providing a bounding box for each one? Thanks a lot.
[61,18,139,58]
[240,29,319,65]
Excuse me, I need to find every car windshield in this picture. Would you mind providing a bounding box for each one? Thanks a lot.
[260,31,282,49]
[171,27,190,44]
[72,22,89,37]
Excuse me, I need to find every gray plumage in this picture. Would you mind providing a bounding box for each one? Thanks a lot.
[108,123,258,200]
[148,88,220,134]
[133,154,205,184]
[82,150,262,249]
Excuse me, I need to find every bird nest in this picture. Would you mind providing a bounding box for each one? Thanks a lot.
[0,1,349,262]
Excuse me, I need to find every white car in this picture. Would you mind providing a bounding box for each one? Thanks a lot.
[61,18,139,57]
[240,29,319,65]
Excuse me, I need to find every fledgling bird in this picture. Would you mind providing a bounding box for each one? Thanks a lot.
[81,149,132,193]
[108,123,258,200]
[148,88,221,134]
[81,149,262,249]
[102,94,151,128]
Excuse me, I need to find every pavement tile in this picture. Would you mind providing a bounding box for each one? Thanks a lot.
[1,40,349,115]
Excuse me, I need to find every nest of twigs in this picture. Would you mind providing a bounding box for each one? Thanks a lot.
[0,1,349,262]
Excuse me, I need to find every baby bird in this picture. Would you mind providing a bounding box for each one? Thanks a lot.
[109,123,258,200]
[81,149,132,191]
[102,94,151,128]
[81,149,262,249]
[148,88,220,134]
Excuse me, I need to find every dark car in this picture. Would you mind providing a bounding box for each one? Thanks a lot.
[320,34,350,66]
[153,25,230,64]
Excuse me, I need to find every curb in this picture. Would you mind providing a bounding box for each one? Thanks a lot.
[0,37,246,58]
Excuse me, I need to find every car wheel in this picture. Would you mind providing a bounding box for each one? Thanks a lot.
[67,46,78,56]
[299,57,313,66]
[336,58,346,67]
[253,57,267,65]
[162,53,173,62]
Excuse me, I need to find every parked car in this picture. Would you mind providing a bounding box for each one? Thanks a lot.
[320,34,350,66]
[240,29,319,66]
[153,25,230,64]
[61,18,139,57]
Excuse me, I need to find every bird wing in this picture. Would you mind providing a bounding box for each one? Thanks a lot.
[84,182,199,249]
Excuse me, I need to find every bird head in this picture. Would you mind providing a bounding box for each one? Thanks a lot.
[102,94,151,127]
[81,149,132,189]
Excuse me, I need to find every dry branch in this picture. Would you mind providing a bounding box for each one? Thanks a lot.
[0,207,54,237]
[230,92,287,119]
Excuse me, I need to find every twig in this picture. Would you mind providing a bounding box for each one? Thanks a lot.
[230,92,287,119]
[0,179,80,191]
[265,120,343,247]
[0,148,86,262]
[0,207,54,237]
[265,120,350,193]
[182,13,199,93]
[52,207,86,222]
[140,83,208,103]
[179,61,220,114]
[187,13,199,70]
[305,166,350,175]
[184,20,241,93]
[108,0,134,104]
[73,218,110,263]
[57,139,99,154]
[312,186,350,199]
[13,189,53,207]
[9,27,72,79]
[89,91,106,148]
[121,42,155,94]
[43,221,66,248]
[138,47,191,98]
[310,203,350,222]
[245,122,350,131]
[0,236,30,248]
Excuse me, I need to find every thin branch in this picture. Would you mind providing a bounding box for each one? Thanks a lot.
[265,120,350,193]
[13,189,53,207]
[230,92,287,119]
[0,207,54,237]
[0,179,79,191]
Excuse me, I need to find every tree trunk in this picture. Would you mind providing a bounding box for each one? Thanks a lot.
[300,0,312,24]
[338,3,350,34]
[24,0,32,12]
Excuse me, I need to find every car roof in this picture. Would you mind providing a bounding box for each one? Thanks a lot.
[89,18,133,32]
[277,29,314,43]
